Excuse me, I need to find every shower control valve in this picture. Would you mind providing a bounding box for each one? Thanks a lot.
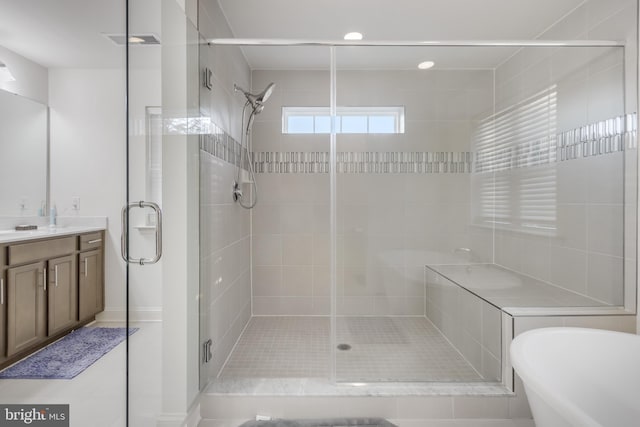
[232,181,243,202]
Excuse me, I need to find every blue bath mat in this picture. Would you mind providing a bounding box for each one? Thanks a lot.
[0,327,137,379]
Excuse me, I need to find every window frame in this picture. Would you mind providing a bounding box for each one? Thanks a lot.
[282,106,405,134]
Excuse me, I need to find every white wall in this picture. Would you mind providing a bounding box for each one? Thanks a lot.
[0,45,48,104]
[49,68,127,317]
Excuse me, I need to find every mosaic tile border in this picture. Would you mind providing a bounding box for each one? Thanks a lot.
[199,123,247,169]
[476,113,637,172]
[200,114,637,174]
[557,113,637,161]
[252,151,474,174]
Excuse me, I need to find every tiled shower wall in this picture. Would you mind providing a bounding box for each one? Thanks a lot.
[485,0,637,306]
[251,69,494,316]
[198,0,252,378]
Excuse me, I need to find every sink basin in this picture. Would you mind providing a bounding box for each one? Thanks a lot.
[511,327,640,427]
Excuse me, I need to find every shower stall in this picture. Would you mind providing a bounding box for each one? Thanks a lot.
[198,35,637,393]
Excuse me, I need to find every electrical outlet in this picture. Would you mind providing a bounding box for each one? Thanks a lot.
[72,196,80,211]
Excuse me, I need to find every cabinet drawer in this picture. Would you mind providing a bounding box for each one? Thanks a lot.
[80,232,104,251]
[8,237,76,265]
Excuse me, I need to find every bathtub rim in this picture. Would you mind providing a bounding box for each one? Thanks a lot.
[511,326,639,427]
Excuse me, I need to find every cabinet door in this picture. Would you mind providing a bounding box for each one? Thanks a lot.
[0,246,6,361]
[79,250,103,321]
[48,255,78,335]
[7,261,46,356]
[0,270,5,361]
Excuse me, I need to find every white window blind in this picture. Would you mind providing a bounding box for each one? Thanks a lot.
[473,86,557,233]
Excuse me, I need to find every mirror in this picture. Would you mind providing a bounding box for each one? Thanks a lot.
[0,88,48,216]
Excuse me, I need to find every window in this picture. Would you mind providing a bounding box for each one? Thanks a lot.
[282,106,405,134]
[473,86,557,234]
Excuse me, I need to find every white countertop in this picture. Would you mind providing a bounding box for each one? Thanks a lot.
[0,225,106,245]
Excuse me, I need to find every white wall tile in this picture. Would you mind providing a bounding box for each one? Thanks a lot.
[253,235,283,266]
[549,246,587,295]
[587,204,623,257]
[555,204,587,250]
[252,204,282,235]
[587,253,624,304]
[282,266,313,296]
[252,266,283,296]
[282,235,314,265]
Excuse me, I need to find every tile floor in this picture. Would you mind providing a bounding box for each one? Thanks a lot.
[220,316,483,382]
[0,321,161,427]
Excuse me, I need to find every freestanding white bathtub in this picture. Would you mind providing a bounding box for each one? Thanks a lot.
[511,327,640,427]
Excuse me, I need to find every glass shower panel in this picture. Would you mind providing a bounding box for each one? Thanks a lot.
[199,45,334,383]
[334,46,500,382]
[483,46,629,310]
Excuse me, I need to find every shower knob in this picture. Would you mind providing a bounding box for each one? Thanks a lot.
[232,181,243,202]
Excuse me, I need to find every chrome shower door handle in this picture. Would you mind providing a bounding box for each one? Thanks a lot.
[121,201,163,265]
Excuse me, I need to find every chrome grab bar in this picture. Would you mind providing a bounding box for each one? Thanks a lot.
[121,201,163,265]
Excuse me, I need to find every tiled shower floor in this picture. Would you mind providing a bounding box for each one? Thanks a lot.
[220,316,483,382]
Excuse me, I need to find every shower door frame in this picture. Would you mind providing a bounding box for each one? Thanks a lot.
[206,37,634,386]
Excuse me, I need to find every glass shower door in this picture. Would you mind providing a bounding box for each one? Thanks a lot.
[127,0,202,425]
[125,1,163,425]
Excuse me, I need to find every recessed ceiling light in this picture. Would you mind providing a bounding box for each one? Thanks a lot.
[344,32,363,41]
[103,33,161,46]
[418,61,435,70]
[0,61,16,82]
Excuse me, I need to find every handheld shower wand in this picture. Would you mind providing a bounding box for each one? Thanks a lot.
[232,82,276,209]
[234,83,275,111]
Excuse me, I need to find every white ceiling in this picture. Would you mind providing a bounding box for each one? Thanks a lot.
[216,0,587,69]
[0,0,159,69]
[0,0,587,70]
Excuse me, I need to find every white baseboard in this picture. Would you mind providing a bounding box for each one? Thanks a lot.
[153,404,200,427]
[95,307,162,322]
[183,403,202,427]
[155,412,189,427]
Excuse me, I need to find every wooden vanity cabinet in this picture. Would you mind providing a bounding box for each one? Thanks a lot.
[47,255,77,335]
[78,249,103,322]
[0,246,6,362]
[6,261,47,357]
[78,232,104,322]
[0,231,105,369]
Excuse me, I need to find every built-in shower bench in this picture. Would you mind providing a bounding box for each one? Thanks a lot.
[425,263,635,393]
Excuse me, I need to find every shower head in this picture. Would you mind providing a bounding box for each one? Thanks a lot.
[234,82,276,112]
